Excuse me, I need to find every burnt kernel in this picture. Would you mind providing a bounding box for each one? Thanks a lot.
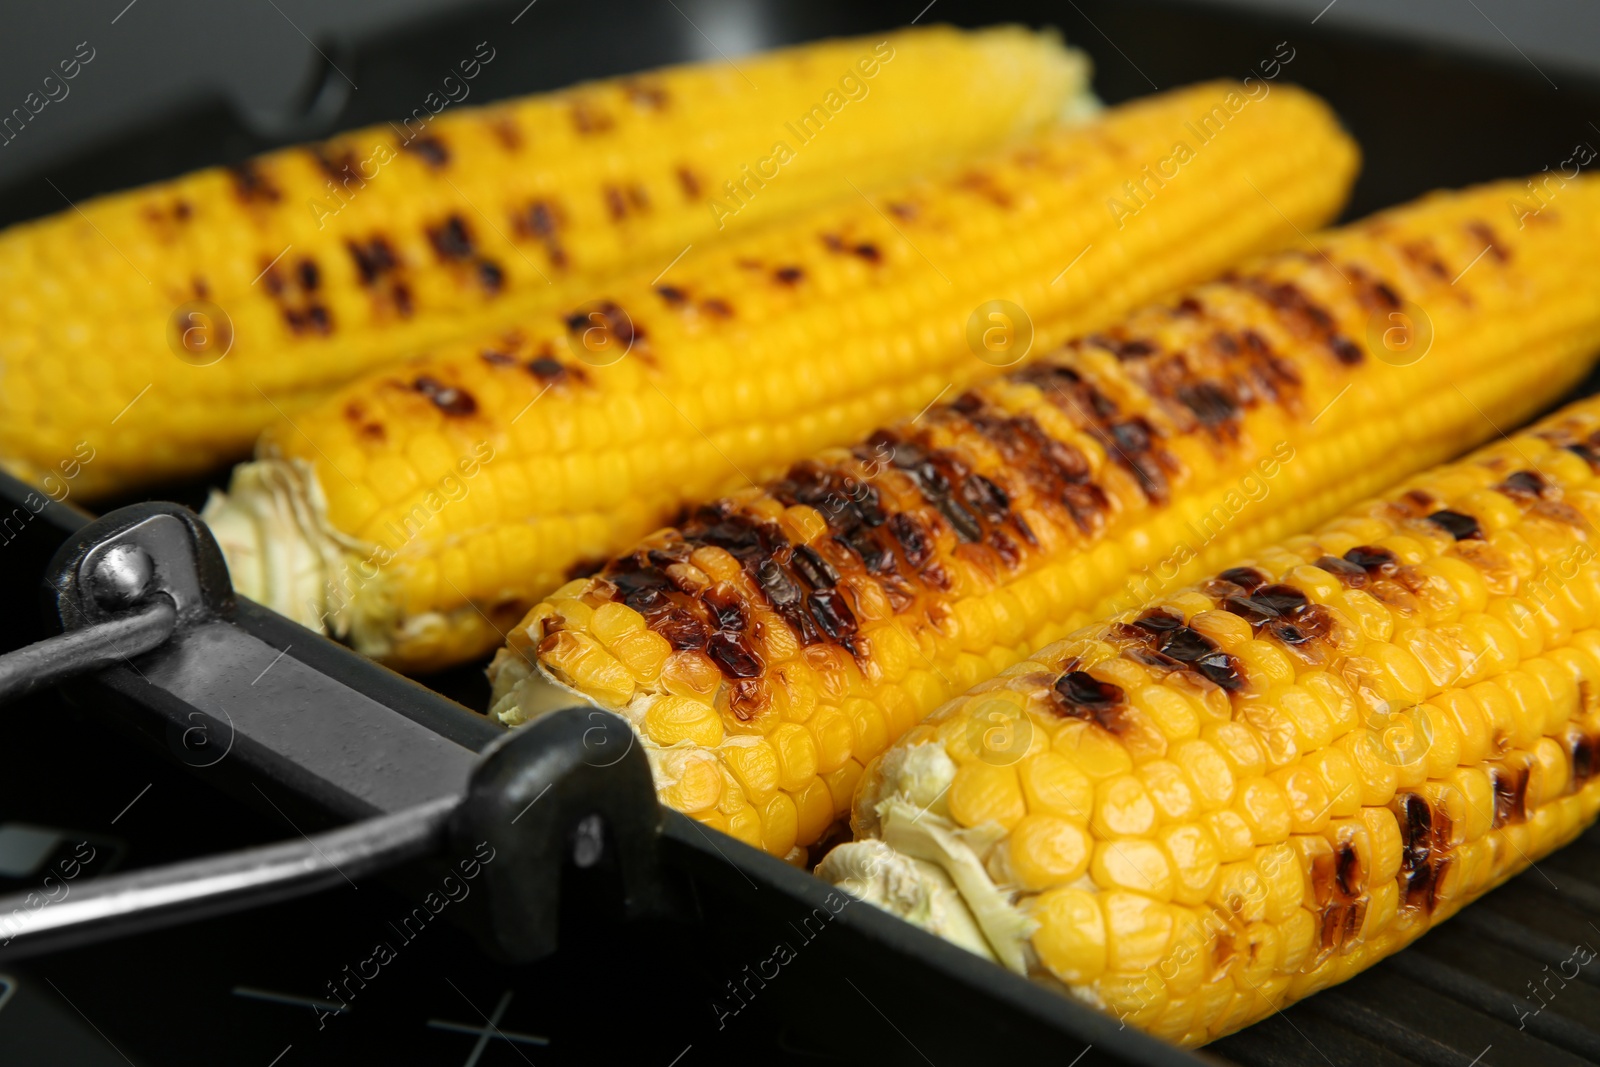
[603,186,628,221]
[1177,382,1238,427]
[1132,608,1185,634]
[624,78,670,110]
[1113,338,1157,360]
[228,160,281,203]
[1218,566,1268,591]
[1175,296,1204,316]
[1398,793,1431,873]
[962,474,1010,523]
[656,284,688,306]
[1489,763,1528,827]
[791,544,839,589]
[428,215,475,260]
[1241,329,1274,359]
[1407,856,1450,913]
[392,283,414,316]
[1252,584,1310,616]
[887,201,918,221]
[305,305,331,333]
[571,99,615,134]
[1466,220,1508,262]
[527,356,564,380]
[525,200,561,237]
[935,497,983,543]
[1060,482,1110,532]
[1335,841,1363,898]
[1193,652,1244,690]
[402,135,450,168]
[664,165,698,200]
[1051,671,1127,726]
[1108,419,1153,453]
[691,511,773,559]
[1344,545,1399,574]
[478,260,505,293]
[1399,489,1435,514]
[838,527,893,573]
[1152,628,1214,666]
[654,607,710,650]
[297,259,320,291]
[889,512,933,567]
[1400,239,1450,280]
[563,300,640,348]
[1425,509,1483,541]
[489,116,522,151]
[612,563,674,608]
[773,266,805,286]
[412,375,477,415]
[853,483,888,527]
[853,242,882,263]
[753,558,803,609]
[1497,470,1548,499]
[700,298,734,318]
[1566,442,1600,471]
[706,631,762,679]
[1315,554,1368,587]
[645,542,693,569]
[1267,606,1332,645]
[807,588,858,643]
[1571,731,1599,786]
[1327,335,1364,364]
[347,237,399,284]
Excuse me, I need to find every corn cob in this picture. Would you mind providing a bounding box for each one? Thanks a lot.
[489,176,1600,864]
[206,81,1359,673]
[822,391,1600,1046]
[0,26,1093,497]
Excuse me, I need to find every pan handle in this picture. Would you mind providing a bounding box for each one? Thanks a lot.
[0,795,457,961]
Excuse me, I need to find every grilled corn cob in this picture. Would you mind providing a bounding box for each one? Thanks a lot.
[822,391,1600,1046]
[489,176,1600,863]
[207,80,1359,672]
[0,26,1093,497]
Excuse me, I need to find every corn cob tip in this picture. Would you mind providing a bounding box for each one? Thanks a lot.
[202,457,363,642]
[815,837,1001,962]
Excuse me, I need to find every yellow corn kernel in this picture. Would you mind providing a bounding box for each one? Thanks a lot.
[1170,738,1236,811]
[1103,891,1176,972]
[643,695,724,748]
[1093,774,1159,838]
[1009,814,1093,891]
[793,776,836,848]
[1205,809,1256,863]
[949,762,1027,830]
[769,723,819,793]
[1030,886,1108,984]
[720,738,780,803]
[1139,760,1198,823]
[1019,751,1095,822]
[1092,839,1175,900]
[1234,777,1293,845]
[1159,823,1221,906]
[808,705,855,775]
[661,754,722,814]
[758,791,798,857]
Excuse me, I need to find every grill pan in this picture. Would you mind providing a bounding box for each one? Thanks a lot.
[3,1,1600,1063]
